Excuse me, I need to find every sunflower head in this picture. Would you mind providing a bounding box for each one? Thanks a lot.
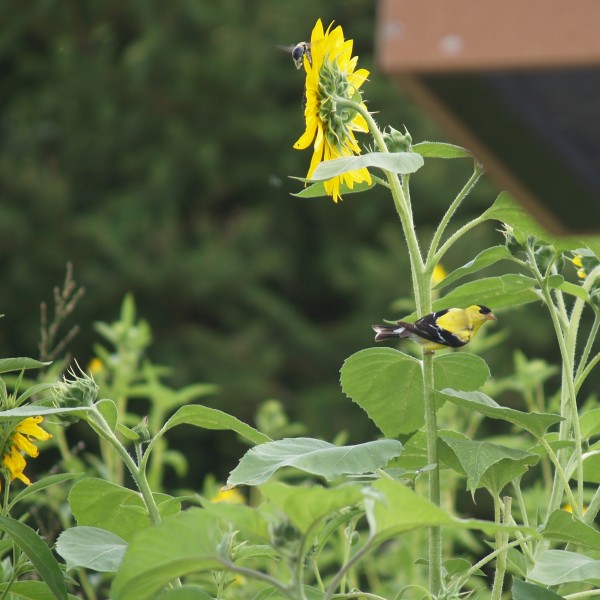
[294,19,371,202]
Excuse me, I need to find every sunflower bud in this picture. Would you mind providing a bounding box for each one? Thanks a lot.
[382,126,412,152]
[131,416,152,444]
[54,367,99,413]
[499,223,527,257]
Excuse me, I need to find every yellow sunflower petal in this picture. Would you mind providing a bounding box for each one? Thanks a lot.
[15,416,52,441]
[12,432,39,458]
[3,446,31,485]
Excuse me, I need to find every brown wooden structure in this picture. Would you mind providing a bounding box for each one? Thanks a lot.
[376,0,600,233]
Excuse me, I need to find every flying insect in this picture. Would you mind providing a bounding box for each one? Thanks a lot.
[279,42,312,69]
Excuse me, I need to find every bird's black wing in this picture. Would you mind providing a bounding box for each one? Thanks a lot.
[408,309,466,348]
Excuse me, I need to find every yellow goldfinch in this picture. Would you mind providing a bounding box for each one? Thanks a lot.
[372,305,496,353]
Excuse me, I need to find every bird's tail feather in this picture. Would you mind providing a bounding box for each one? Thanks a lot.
[372,324,408,342]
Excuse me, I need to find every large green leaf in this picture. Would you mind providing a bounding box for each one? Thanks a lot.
[439,435,538,494]
[369,479,454,542]
[311,152,423,180]
[0,405,90,421]
[582,453,600,483]
[111,509,223,600]
[411,141,472,159]
[226,437,403,486]
[529,550,600,586]
[0,517,67,600]
[259,481,363,533]
[483,192,600,257]
[511,578,564,599]
[340,348,422,435]
[69,478,180,542]
[542,509,600,550]
[340,349,489,437]
[435,246,515,290]
[0,581,79,600]
[151,404,270,448]
[433,353,490,391]
[580,407,600,440]
[432,274,555,312]
[0,358,50,374]
[369,479,530,541]
[437,389,562,438]
[56,526,127,572]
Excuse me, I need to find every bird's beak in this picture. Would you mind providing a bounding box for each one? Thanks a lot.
[486,312,497,321]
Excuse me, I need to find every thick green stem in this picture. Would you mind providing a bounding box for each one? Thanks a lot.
[491,496,511,600]
[343,99,442,596]
[422,352,442,595]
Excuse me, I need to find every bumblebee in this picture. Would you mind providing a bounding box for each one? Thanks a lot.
[291,41,311,69]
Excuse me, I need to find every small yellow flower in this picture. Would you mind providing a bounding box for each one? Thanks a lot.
[563,503,587,515]
[211,486,246,505]
[88,358,104,375]
[431,264,447,286]
[2,416,52,487]
[572,255,586,279]
[294,19,371,202]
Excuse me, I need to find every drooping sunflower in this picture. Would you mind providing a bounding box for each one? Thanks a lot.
[294,19,371,202]
[2,416,52,487]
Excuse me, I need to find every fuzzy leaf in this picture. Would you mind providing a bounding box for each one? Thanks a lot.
[437,389,562,438]
[412,141,472,159]
[341,348,488,437]
[154,404,270,447]
[56,526,127,572]
[0,358,50,374]
[439,435,538,494]
[435,246,514,290]
[311,152,423,180]
[226,437,402,486]
[483,192,600,257]
[111,509,222,600]
[69,478,180,542]
[542,509,600,550]
[529,550,600,585]
[512,578,564,599]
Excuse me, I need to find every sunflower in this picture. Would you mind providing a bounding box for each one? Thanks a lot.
[2,416,52,487]
[294,19,371,202]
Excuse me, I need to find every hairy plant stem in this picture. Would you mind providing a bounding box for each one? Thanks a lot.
[86,408,162,525]
[491,496,511,600]
[345,100,442,596]
[426,165,483,266]
[529,249,584,517]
